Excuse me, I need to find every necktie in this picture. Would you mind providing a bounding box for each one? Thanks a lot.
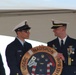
[23,42,27,53]
[23,42,26,47]
[61,40,64,48]
[23,42,26,49]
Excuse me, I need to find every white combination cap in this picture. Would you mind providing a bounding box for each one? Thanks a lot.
[12,20,31,32]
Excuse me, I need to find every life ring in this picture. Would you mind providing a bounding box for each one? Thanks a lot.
[20,45,63,75]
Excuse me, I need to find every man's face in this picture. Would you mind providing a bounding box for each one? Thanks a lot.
[18,30,30,39]
[53,26,64,37]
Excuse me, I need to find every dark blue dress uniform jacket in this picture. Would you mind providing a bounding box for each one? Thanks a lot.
[47,36,76,75]
[5,38,32,75]
[0,54,5,75]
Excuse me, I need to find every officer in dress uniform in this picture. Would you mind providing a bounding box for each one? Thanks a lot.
[47,20,76,75]
[0,53,6,75]
[5,20,32,75]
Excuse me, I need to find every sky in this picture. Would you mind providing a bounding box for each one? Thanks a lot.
[0,0,76,10]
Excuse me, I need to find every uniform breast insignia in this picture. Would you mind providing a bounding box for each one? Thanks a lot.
[52,44,57,50]
[67,46,75,65]
[20,46,63,75]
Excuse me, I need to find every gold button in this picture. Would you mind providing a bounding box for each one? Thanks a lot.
[20,55,22,57]
[74,71,76,73]
[71,59,74,61]
[17,73,19,75]
[72,51,75,54]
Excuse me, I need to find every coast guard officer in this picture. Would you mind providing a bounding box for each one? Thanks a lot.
[5,20,32,75]
[47,20,76,75]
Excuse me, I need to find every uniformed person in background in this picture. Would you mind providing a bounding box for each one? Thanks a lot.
[0,53,6,75]
[47,20,76,75]
[5,20,32,75]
